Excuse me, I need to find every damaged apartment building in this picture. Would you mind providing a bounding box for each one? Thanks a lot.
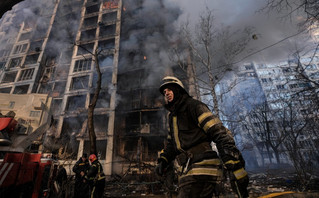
[0,0,194,177]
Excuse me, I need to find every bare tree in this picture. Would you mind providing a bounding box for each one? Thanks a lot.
[243,101,288,165]
[260,0,319,26]
[171,8,253,118]
[77,46,103,156]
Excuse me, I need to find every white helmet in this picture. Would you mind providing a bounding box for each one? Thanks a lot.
[159,76,187,95]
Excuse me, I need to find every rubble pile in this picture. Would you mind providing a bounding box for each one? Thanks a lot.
[103,174,164,197]
[248,169,319,197]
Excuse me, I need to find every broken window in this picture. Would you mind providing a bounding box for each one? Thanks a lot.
[94,114,109,133]
[70,75,89,90]
[98,54,113,67]
[0,62,6,69]
[126,112,140,133]
[65,94,87,111]
[18,32,32,41]
[38,82,53,94]
[98,38,115,52]
[1,71,18,83]
[9,57,23,68]
[74,59,92,72]
[141,111,163,133]
[62,116,86,134]
[92,70,112,88]
[99,24,116,38]
[55,81,67,92]
[51,81,66,97]
[102,12,117,24]
[13,43,28,54]
[61,116,86,158]
[80,28,97,41]
[0,87,11,93]
[77,43,94,55]
[51,98,62,115]
[90,91,110,108]
[86,4,99,15]
[24,53,39,65]
[13,84,30,94]
[84,140,107,160]
[82,16,98,29]
[29,40,43,53]
[18,68,35,81]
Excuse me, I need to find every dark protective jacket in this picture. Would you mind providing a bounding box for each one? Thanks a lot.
[85,160,106,198]
[73,158,90,198]
[85,160,106,184]
[73,158,90,181]
[160,94,245,186]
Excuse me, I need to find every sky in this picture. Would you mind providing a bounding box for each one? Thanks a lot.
[170,0,317,64]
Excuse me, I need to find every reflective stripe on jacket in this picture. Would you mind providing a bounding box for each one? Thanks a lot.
[161,95,242,185]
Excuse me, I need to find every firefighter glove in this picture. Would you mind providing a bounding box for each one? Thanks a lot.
[229,171,249,198]
[224,158,249,198]
[155,157,168,176]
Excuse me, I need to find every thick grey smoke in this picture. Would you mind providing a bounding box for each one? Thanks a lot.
[119,0,182,87]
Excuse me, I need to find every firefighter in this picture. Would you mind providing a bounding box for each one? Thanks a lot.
[85,154,106,198]
[72,153,90,198]
[155,76,249,198]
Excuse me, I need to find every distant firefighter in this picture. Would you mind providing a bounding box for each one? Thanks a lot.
[72,153,90,198]
[155,76,249,198]
[85,154,106,198]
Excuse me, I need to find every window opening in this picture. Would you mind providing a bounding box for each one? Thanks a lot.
[30,111,41,117]
[18,32,32,41]
[82,16,98,29]
[25,53,39,65]
[80,28,97,41]
[13,43,28,54]
[99,24,116,38]
[102,12,117,24]
[0,87,12,93]
[74,59,92,72]
[86,4,99,14]
[70,75,89,90]
[13,84,30,94]
[66,95,86,111]
[19,68,35,81]
[77,43,94,55]
[9,57,23,68]
[2,72,18,83]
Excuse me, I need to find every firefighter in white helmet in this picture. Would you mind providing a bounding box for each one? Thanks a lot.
[155,76,249,198]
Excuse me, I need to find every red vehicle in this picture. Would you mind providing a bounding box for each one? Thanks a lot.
[0,96,57,198]
[0,153,55,198]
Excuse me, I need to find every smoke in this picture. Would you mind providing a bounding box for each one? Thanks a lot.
[171,0,316,64]
[119,0,182,88]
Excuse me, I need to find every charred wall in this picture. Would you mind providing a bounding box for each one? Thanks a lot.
[114,0,182,174]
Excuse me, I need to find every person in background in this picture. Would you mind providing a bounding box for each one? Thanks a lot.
[72,153,90,198]
[155,76,249,198]
[56,165,67,198]
[85,154,106,198]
